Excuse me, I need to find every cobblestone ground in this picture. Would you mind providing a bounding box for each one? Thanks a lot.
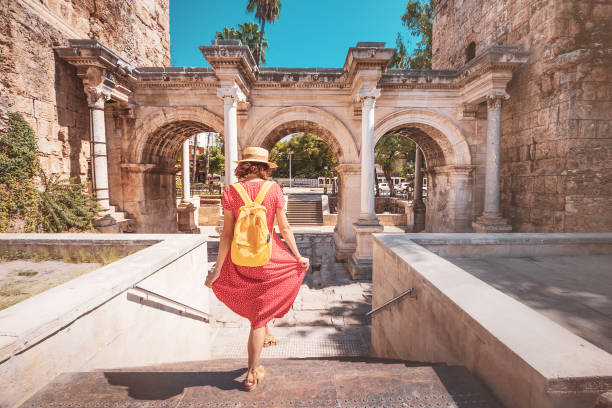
[207,240,372,358]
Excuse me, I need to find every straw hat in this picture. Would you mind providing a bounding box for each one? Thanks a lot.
[234,146,278,168]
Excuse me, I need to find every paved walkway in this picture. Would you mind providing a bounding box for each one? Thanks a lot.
[206,233,373,359]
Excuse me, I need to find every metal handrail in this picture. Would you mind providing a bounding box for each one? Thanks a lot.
[131,285,222,323]
[366,288,415,317]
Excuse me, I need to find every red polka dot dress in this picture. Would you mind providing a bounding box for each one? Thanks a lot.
[211,180,308,329]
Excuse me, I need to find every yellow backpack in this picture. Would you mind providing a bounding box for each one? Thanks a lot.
[230,181,274,267]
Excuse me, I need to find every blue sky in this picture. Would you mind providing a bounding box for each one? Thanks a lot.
[170,0,418,68]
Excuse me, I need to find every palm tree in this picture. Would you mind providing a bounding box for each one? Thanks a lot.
[215,26,241,41]
[246,0,281,67]
[215,23,269,65]
[238,22,268,65]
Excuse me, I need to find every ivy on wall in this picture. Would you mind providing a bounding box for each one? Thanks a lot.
[0,112,100,233]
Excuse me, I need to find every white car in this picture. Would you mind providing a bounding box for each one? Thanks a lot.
[378,183,390,195]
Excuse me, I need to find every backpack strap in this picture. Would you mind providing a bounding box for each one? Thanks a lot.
[254,181,274,205]
[231,183,252,205]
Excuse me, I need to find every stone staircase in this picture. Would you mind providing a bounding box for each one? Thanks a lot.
[19,358,504,408]
[93,205,136,233]
[287,196,323,226]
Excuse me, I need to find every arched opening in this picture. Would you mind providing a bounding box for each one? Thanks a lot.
[263,124,341,228]
[375,110,474,232]
[374,133,418,230]
[123,118,223,233]
[249,110,360,262]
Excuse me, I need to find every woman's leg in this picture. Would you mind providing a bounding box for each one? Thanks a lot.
[246,325,266,384]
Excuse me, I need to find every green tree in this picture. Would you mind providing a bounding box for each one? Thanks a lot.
[375,134,416,197]
[246,0,281,67]
[390,0,433,69]
[215,22,269,65]
[198,145,225,177]
[389,33,410,69]
[270,133,337,179]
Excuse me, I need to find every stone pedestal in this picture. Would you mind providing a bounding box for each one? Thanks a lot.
[348,221,383,279]
[93,213,120,233]
[177,201,200,234]
[472,214,512,232]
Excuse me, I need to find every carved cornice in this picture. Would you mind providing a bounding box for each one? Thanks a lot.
[56,40,136,103]
[134,81,219,89]
[200,41,258,89]
[455,46,530,88]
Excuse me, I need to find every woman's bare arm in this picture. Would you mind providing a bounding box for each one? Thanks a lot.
[205,209,235,287]
[276,207,310,269]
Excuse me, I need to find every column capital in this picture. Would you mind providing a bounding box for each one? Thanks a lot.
[217,85,246,104]
[486,91,509,110]
[85,86,112,110]
[359,86,381,102]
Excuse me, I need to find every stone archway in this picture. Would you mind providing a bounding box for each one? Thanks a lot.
[375,109,474,232]
[121,107,224,232]
[246,106,360,260]
[246,106,359,164]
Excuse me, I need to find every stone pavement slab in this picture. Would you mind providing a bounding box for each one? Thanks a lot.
[447,254,612,354]
[20,358,503,408]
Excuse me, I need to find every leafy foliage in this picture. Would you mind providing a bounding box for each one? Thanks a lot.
[270,133,337,178]
[38,170,100,232]
[197,145,225,176]
[389,0,433,69]
[0,113,41,231]
[0,112,100,233]
[215,22,269,65]
[389,33,411,69]
[246,0,281,67]
[375,134,416,196]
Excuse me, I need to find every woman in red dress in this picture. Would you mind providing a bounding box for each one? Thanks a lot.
[204,147,309,391]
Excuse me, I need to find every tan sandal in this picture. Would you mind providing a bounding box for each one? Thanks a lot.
[263,334,279,348]
[244,366,266,391]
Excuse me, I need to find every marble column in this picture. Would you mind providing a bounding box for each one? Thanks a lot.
[349,87,383,280]
[217,86,244,187]
[181,140,191,201]
[358,87,381,223]
[86,87,111,211]
[177,139,199,234]
[473,93,512,232]
[412,147,426,232]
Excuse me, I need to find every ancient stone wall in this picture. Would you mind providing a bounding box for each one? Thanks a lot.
[433,0,612,232]
[0,0,169,183]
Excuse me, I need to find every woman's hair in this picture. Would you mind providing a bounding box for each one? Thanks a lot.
[234,161,270,180]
